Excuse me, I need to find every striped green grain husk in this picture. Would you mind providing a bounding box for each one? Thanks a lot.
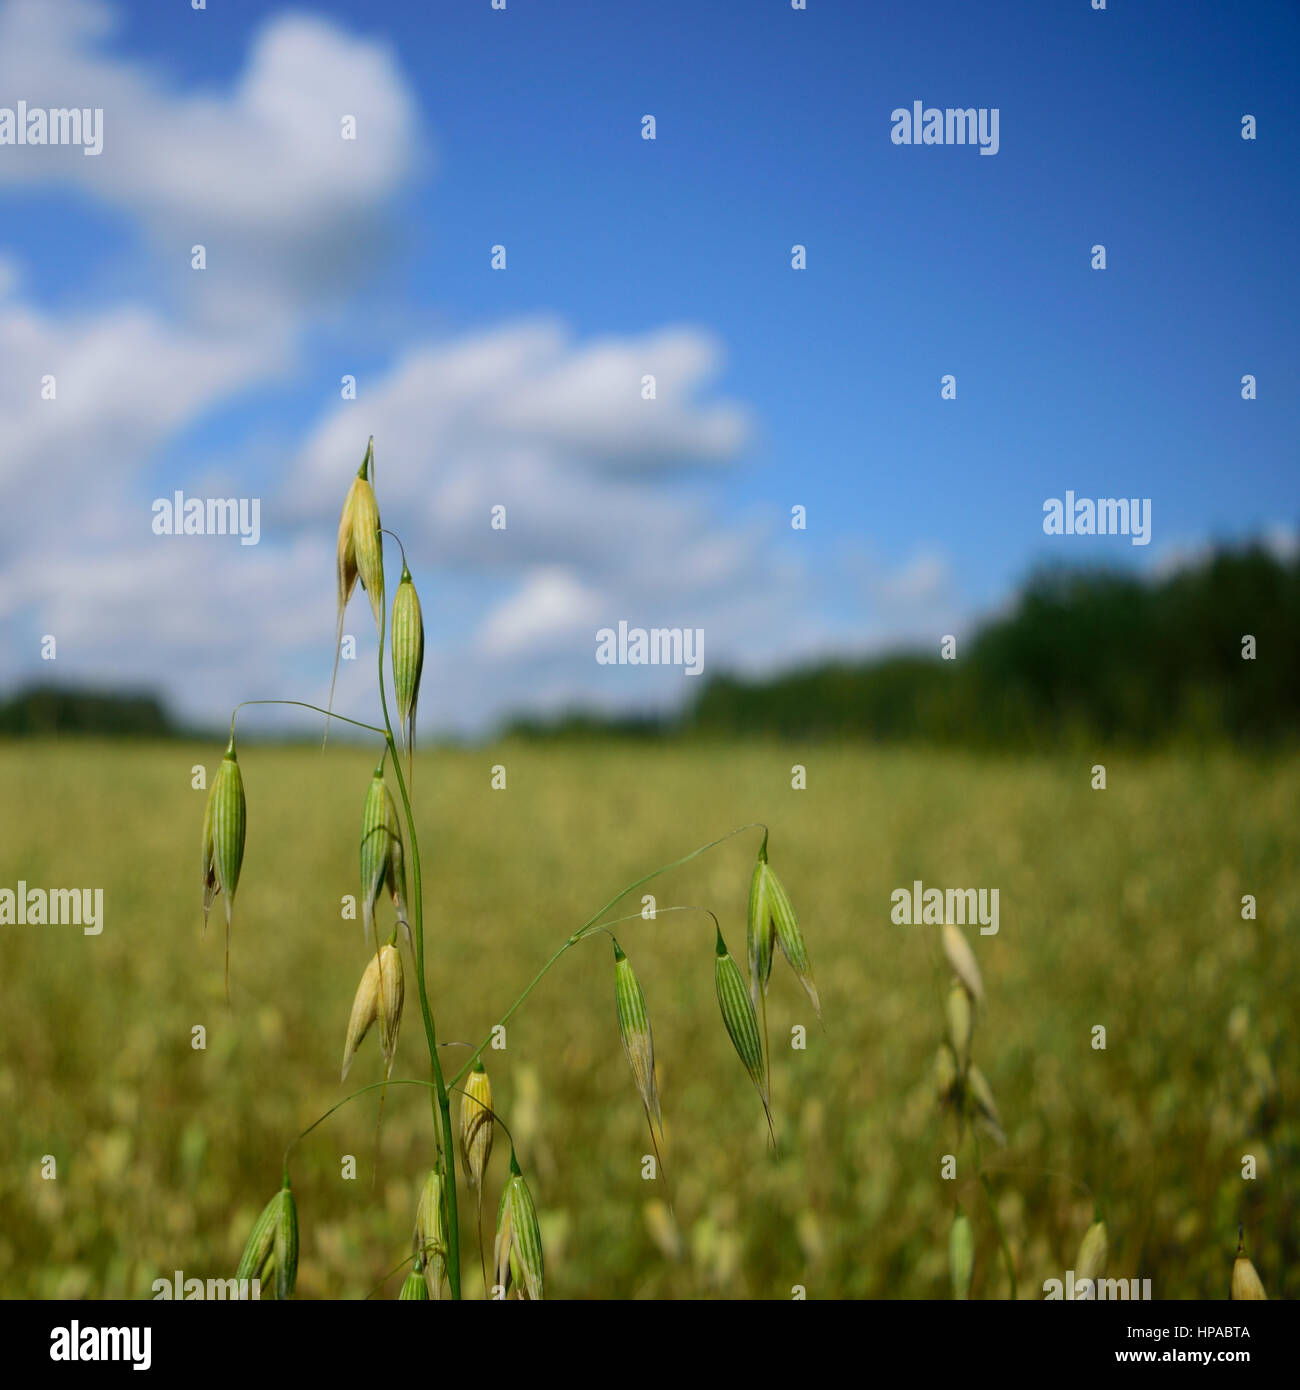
[715,928,774,1142]
[505,1158,544,1300]
[352,443,384,636]
[274,1185,298,1300]
[234,1191,276,1284]
[391,563,424,782]
[325,442,371,746]
[949,1207,974,1300]
[460,1061,494,1190]
[414,1169,447,1299]
[236,1184,298,1300]
[341,943,403,1080]
[493,1154,543,1299]
[746,858,776,1003]
[942,922,984,1004]
[399,1265,429,1300]
[203,737,246,931]
[763,860,820,1018]
[200,787,217,930]
[492,1179,513,1296]
[359,766,399,948]
[202,736,246,1004]
[383,789,409,946]
[613,941,663,1136]
[376,942,404,1066]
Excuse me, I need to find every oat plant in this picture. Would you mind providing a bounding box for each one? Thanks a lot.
[934,922,1016,1298]
[205,437,819,1299]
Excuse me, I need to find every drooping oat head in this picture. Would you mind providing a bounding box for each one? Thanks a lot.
[714,926,774,1144]
[460,1060,494,1191]
[341,942,404,1081]
[613,939,663,1140]
[391,561,425,785]
[200,733,246,1004]
[235,1184,298,1300]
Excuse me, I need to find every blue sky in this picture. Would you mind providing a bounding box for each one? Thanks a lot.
[0,0,1296,734]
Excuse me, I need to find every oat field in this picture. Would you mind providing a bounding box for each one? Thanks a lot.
[1,738,1295,1299]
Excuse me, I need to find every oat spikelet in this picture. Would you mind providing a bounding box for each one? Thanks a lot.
[352,451,384,637]
[414,1169,447,1299]
[235,1184,298,1300]
[325,439,375,748]
[1076,1220,1108,1285]
[341,943,404,1081]
[460,1060,494,1292]
[201,734,246,1004]
[746,856,776,1004]
[949,1207,974,1299]
[391,561,424,786]
[200,784,217,933]
[1231,1229,1267,1300]
[399,1263,429,1300]
[494,1154,544,1300]
[460,1062,494,1191]
[764,858,821,1018]
[714,926,774,1144]
[942,922,984,1005]
[613,940,664,1141]
[383,790,410,951]
[934,1043,959,1107]
[359,765,402,949]
[966,1062,1005,1146]
[492,1180,513,1297]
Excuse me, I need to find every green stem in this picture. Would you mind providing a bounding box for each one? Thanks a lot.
[284,1076,442,1170]
[448,826,767,1090]
[232,699,387,741]
[374,569,462,1301]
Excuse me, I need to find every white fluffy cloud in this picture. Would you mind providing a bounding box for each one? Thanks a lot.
[478,568,603,659]
[0,0,417,720]
[0,0,420,321]
[0,0,962,735]
[288,320,748,507]
[0,299,285,537]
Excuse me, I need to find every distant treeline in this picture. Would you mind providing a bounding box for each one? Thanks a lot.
[0,686,176,737]
[512,543,1300,748]
[4,544,1296,747]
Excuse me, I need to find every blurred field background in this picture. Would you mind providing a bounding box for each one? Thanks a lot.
[1,736,1295,1299]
